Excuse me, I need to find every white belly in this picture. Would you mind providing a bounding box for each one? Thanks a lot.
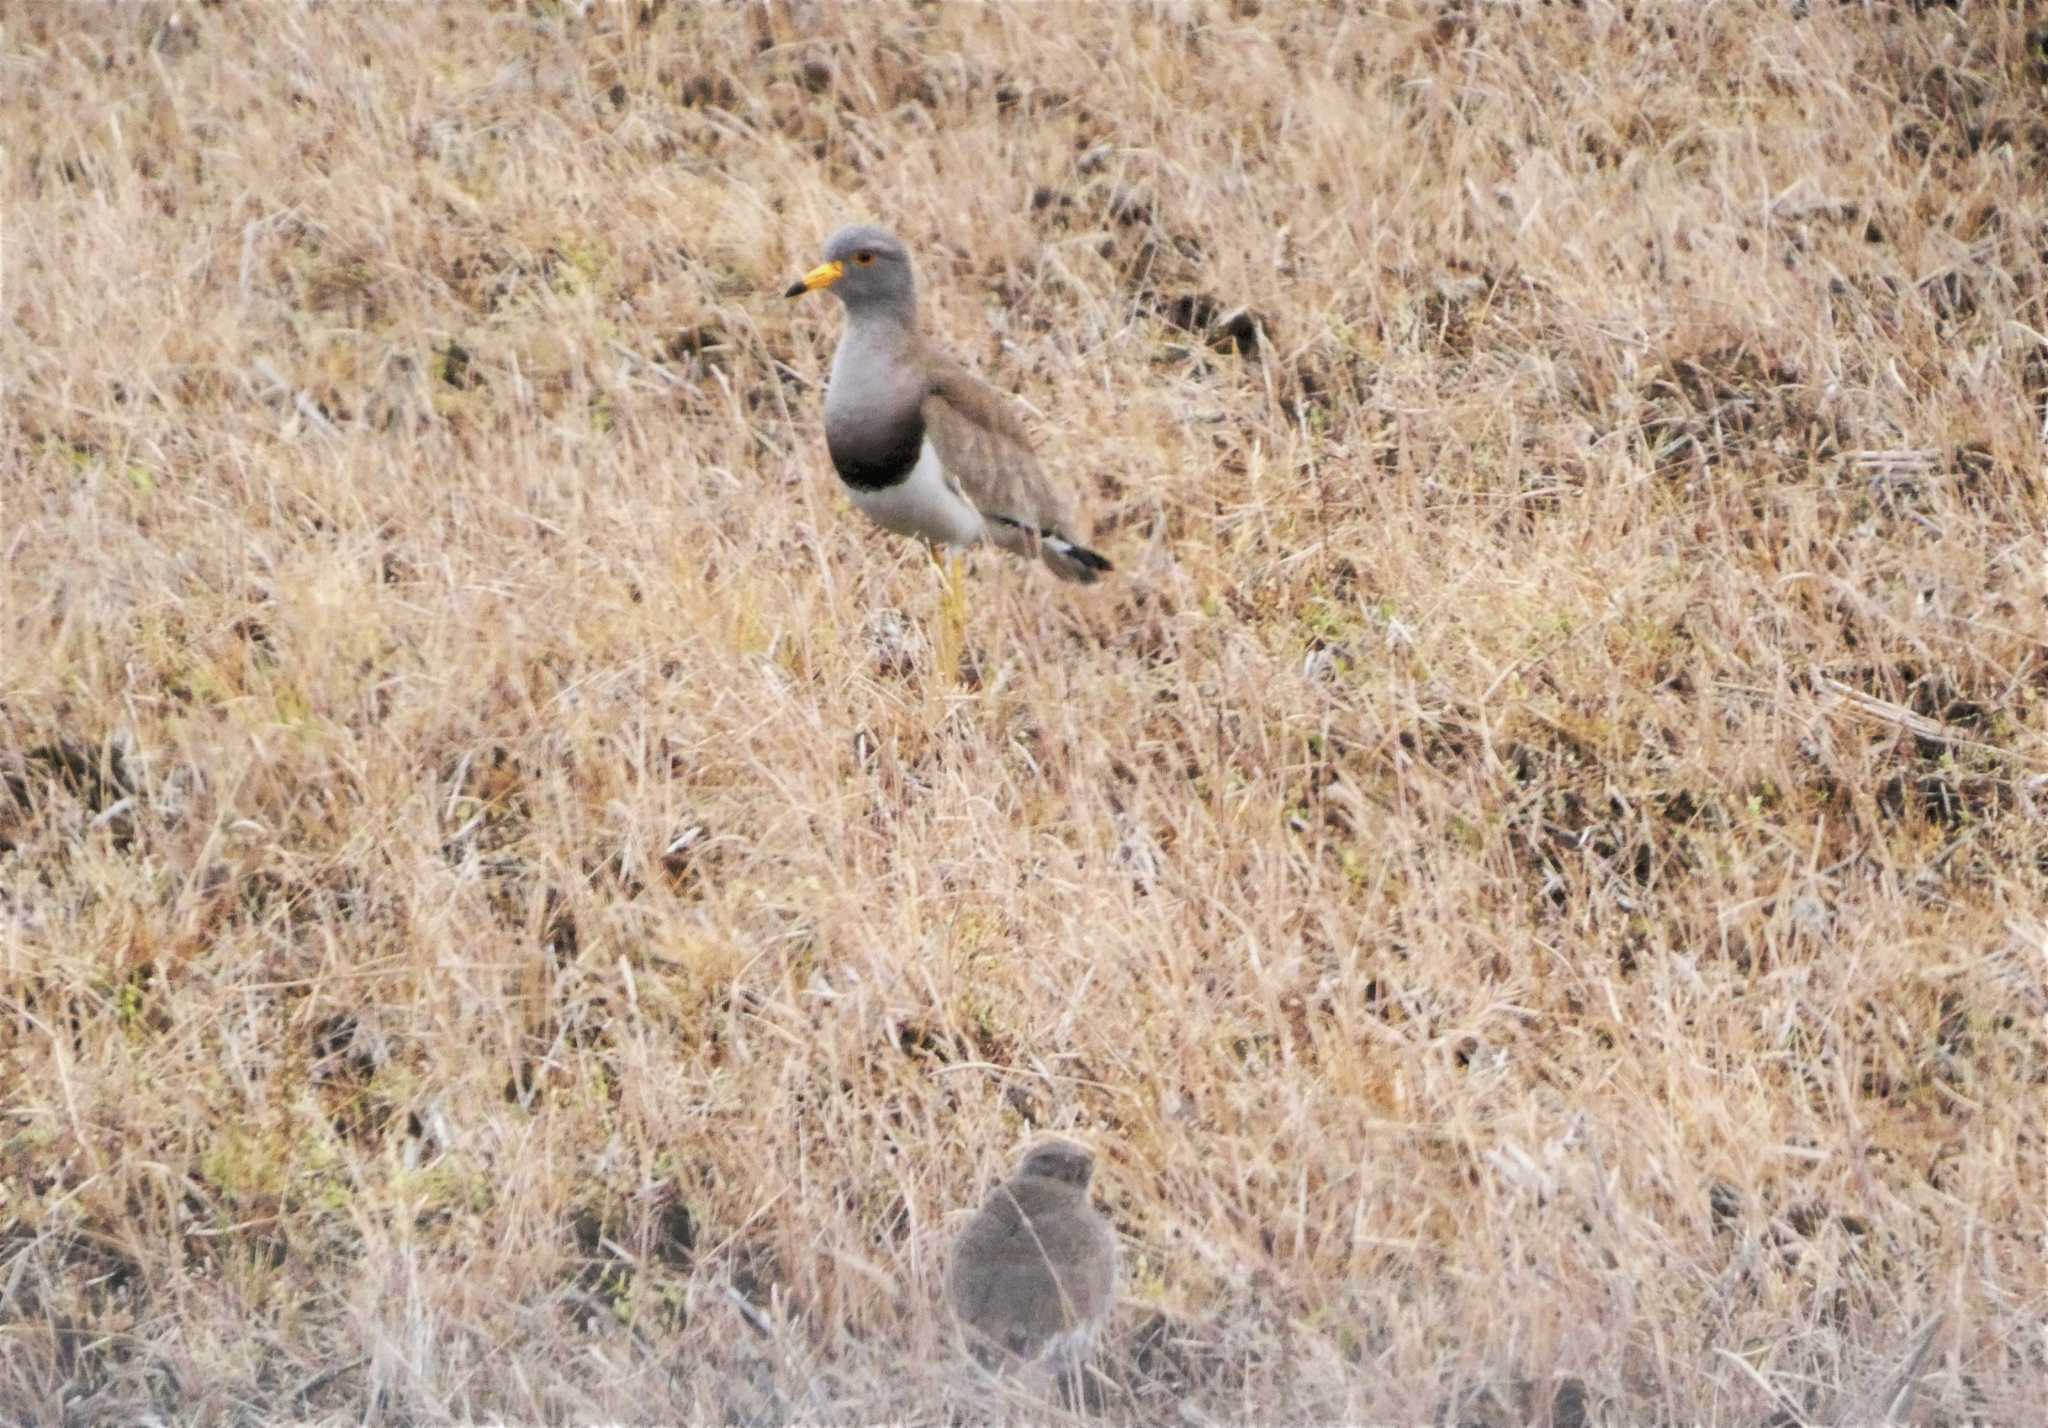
[848,439,987,548]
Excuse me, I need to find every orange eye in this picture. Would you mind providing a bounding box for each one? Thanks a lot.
[854,250,875,265]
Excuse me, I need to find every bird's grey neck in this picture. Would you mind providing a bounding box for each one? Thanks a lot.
[833,305,919,373]
[847,295,918,330]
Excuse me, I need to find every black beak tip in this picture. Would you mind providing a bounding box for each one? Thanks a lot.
[782,280,808,299]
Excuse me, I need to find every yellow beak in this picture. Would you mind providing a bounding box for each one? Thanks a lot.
[783,259,844,298]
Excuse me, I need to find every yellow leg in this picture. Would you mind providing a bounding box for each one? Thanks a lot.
[932,545,966,686]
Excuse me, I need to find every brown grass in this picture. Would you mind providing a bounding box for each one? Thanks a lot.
[4,1,2046,1424]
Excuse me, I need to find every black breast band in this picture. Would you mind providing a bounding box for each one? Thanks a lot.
[828,416,926,492]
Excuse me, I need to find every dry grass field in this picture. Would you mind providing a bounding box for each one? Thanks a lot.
[5,0,2047,1423]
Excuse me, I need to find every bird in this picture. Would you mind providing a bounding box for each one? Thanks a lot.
[783,225,1113,585]
[947,1139,1119,1377]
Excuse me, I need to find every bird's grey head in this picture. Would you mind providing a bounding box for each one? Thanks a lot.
[1017,1140,1095,1190]
[784,225,917,314]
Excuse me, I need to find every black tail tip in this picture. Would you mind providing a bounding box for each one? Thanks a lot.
[1041,531,1113,582]
[1057,543,1112,583]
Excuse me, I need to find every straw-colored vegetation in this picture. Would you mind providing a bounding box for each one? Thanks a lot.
[4,1,2045,1423]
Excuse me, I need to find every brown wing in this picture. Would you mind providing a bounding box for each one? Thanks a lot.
[920,353,1079,554]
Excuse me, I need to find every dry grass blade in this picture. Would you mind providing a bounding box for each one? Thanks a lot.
[1818,677,2045,769]
[1831,1311,1945,1428]
[1715,1347,1812,1428]
[723,1282,777,1342]
[1878,1312,1945,1425]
